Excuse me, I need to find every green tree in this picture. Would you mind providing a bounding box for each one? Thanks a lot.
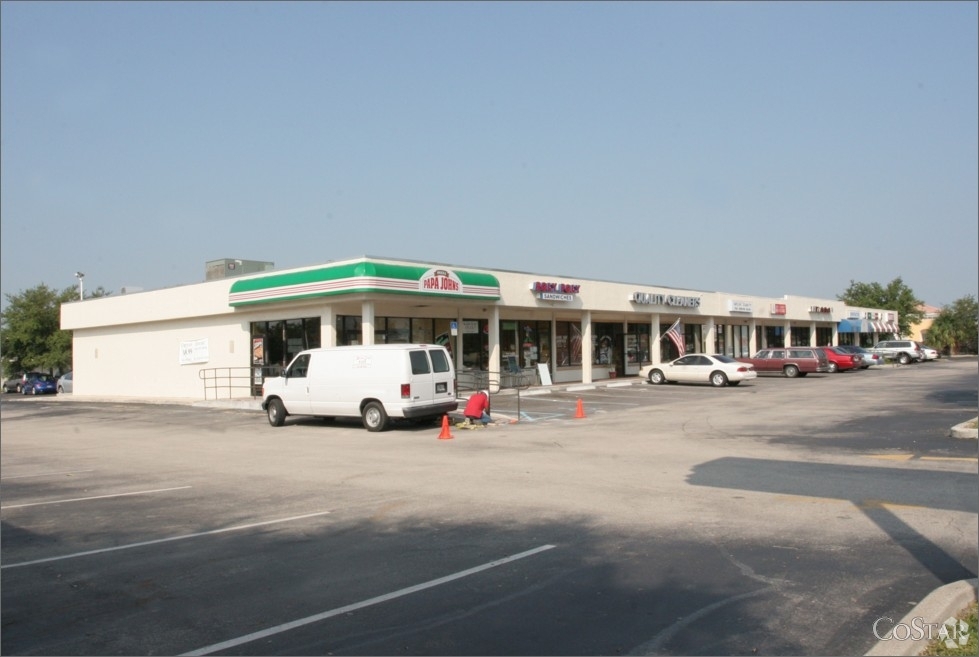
[927,295,978,355]
[836,277,924,337]
[1,284,111,375]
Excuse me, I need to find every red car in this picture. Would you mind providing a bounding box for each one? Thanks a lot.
[817,346,862,373]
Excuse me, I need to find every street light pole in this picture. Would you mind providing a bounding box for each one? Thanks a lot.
[74,272,85,301]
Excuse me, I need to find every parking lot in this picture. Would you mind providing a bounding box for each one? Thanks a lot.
[2,359,977,655]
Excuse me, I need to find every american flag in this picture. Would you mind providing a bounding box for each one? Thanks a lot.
[663,318,685,355]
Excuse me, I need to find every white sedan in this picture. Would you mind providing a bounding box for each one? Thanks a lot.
[640,354,757,387]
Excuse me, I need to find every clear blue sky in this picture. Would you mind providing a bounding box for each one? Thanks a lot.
[2,1,976,310]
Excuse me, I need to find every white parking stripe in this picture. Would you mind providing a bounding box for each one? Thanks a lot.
[1,510,332,569]
[180,543,557,656]
[1,486,193,510]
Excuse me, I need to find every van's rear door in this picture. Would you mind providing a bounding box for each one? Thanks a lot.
[427,347,455,403]
[407,349,435,406]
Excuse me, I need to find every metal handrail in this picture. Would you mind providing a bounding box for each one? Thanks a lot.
[198,366,262,400]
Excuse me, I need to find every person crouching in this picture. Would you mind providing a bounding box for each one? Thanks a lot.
[464,390,492,426]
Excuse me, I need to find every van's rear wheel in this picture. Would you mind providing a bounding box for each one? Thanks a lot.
[267,399,286,427]
[362,401,388,432]
[784,365,800,378]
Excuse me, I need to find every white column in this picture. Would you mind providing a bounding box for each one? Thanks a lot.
[810,321,817,346]
[488,305,501,393]
[361,301,375,345]
[784,320,791,348]
[320,307,336,347]
[582,311,593,383]
[749,320,757,355]
[652,313,661,365]
[704,318,716,355]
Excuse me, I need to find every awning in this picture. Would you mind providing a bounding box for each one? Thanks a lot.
[228,259,501,307]
[837,318,868,333]
[839,319,899,333]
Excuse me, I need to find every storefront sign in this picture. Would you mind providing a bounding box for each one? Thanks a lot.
[629,292,702,308]
[728,300,753,313]
[531,281,580,302]
[808,305,832,314]
[771,303,787,316]
[420,268,462,293]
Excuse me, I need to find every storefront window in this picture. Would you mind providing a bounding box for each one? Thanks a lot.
[633,326,650,365]
[816,327,833,346]
[593,323,617,367]
[250,317,321,395]
[461,319,488,369]
[555,321,583,367]
[411,318,434,344]
[338,316,362,345]
[732,325,750,357]
[507,321,551,369]
[763,325,784,349]
[714,324,727,356]
[791,326,810,346]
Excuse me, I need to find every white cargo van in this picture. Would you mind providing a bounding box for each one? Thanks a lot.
[261,344,459,431]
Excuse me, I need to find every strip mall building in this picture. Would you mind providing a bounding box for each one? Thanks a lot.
[60,256,899,399]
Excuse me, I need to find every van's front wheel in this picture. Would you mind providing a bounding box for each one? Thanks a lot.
[267,399,286,427]
[362,401,388,432]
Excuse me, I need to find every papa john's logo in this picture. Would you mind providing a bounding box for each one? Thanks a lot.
[419,268,462,293]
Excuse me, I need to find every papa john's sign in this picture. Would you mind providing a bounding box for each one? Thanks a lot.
[419,268,463,293]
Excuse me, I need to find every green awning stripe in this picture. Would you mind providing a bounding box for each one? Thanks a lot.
[229,262,500,306]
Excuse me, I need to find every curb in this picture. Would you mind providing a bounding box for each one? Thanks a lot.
[865,578,978,656]
[950,418,979,440]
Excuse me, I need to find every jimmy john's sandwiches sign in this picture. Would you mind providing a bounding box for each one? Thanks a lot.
[530,281,581,302]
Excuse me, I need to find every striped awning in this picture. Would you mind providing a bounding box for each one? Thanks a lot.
[838,319,898,333]
[228,259,501,307]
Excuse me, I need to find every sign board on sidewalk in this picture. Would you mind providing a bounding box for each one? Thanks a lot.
[537,363,552,386]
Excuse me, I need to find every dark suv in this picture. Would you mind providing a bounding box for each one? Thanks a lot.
[737,347,831,378]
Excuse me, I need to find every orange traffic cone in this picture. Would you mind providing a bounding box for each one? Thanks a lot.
[574,398,586,419]
[438,415,454,440]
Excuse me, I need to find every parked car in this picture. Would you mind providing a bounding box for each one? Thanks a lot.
[737,347,830,377]
[916,343,940,361]
[816,346,862,373]
[870,340,923,364]
[640,354,757,387]
[57,371,73,393]
[21,372,57,395]
[3,375,24,393]
[3,372,43,394]
[835,345,882,369]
